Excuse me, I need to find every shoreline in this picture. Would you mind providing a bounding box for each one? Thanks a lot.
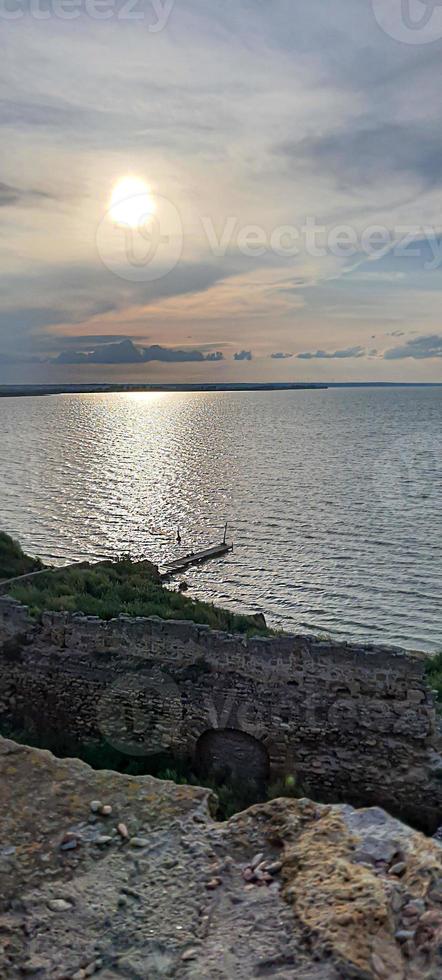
[0,381,441,398]
[0,382,328,397]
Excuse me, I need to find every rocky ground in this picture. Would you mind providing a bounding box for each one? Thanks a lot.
[0,736,441,979]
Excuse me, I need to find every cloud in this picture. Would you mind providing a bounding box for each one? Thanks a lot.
[0,182,20,206]
[271,352,293,360]
[0,260,240,356]
[56,340,225,365]
[0,180,53,207]
[279,122,442,190]
[50,334,134,349]
[234,350,252,361]
[297,346,367,360]
[2,2,442,383]
[383,335,442,360]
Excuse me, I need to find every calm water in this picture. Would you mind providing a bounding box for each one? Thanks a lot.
[0,388,440,651]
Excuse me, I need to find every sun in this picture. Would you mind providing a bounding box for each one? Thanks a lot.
[109,176,156,229]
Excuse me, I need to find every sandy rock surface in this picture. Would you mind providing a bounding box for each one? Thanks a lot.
[0,736,441,979]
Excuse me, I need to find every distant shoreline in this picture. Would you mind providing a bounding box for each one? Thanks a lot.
[0,382,329,397]
[0,381,441,398]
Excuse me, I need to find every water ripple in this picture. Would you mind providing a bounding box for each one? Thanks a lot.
[0,387,440,651]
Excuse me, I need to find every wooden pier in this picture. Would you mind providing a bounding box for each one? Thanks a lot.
[161,540,233,578]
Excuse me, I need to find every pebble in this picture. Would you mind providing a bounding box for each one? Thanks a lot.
[89,801,103,813]
[396,930,415,942]
[389,862,407,877]
[129,837,149,848]
[268,881,281,894]
[419,909,442,926]
[47,899,72,912]
[95,836,112,846]
[255,861,269,875]
[117,823,129,840]
[371,953,388,978]
[403,900,425,917]
[390,890,404,913]
[101,805,112,817]
[266,861,283,875]
[251,853,264,870]
[335,912,353,926]
[206,877,222,890]
[181,949,199,962]
[60,838,78,852]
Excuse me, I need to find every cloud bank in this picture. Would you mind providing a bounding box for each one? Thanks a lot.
[1,2,442,382]
[384,335,442,360]
[234,351,253,361]
[297,346,366,360]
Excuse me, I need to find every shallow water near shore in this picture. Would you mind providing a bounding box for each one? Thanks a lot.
[0,386,440,651]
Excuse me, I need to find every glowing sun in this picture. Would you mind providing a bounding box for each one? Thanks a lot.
[109,176,156,229]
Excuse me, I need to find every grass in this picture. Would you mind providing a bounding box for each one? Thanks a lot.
[7,555,273,636]
[0,531,43,581]
[425,651,442,713]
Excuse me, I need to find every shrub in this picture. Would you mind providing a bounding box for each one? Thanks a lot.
[8,556,273,636]
[426,652,442,713]
[0,531,43,581]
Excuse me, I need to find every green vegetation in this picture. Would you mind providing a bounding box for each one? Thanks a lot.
[0,531,43,581]
[1,726,301,820]
[8,556,272,636]
[425,652,442,713]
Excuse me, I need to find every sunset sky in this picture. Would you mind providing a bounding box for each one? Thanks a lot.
[2,0,442,382]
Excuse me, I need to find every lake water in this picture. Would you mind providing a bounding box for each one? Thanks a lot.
[0,387,440,652]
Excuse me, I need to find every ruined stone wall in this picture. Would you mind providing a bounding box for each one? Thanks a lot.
[0,594,441,830]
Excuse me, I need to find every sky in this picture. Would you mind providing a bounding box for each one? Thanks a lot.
[2,0,442,383]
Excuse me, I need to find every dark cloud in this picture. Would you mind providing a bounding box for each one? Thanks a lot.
[0,183,19,206]
[0,181,53,208]
[383,335,442,360]
[56,340,224,365]
[0,261,241,356]
[297,346,366,360]
[279,123,442,190]
[141,345,205,364]
[234,350,252,361]
[271,352,293,360]
[57,339,142,365]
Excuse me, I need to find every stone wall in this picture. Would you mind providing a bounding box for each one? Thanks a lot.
[0,594,441,830]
